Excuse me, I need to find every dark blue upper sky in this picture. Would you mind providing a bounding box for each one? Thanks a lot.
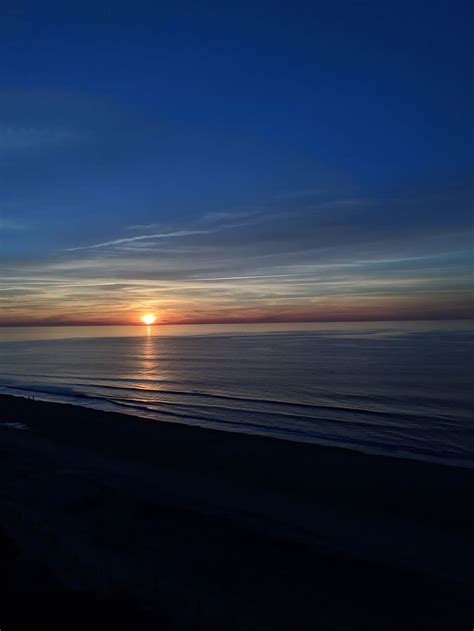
[0,0,472,324]
[2,1,472,181]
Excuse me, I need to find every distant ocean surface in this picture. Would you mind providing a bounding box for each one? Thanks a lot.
[1,321,473,467]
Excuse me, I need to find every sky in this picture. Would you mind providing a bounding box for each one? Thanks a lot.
[0,0,472,325]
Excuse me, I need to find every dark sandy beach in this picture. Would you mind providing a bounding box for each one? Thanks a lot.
[0,393,472,630]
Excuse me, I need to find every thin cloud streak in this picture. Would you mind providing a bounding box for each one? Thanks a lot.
[66,229,211,251]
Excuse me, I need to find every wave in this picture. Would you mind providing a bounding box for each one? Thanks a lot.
[2,380,459,428]
[2,381,472,462]
[3,382,473,467]
[1,371,468,414]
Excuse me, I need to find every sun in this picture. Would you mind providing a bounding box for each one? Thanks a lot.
[142,313,157,325]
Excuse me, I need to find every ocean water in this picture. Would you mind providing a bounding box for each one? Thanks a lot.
[1,321,473,467]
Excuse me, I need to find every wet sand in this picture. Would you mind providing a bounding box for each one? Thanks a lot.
[0,394,472,629]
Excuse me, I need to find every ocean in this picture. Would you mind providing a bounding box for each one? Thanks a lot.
[1,321,473,467]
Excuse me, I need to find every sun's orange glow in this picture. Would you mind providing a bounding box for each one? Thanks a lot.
[141,313,157,325]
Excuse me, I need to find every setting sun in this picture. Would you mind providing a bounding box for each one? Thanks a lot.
[141,313,157,325]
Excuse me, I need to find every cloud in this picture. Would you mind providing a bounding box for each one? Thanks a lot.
[1,91,472,324]
[199,209,264,224]
[0,125,83,152]
[0,217,27,231]
[65,229,212,251]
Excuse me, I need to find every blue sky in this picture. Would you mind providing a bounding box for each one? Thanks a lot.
[0,0,472,324]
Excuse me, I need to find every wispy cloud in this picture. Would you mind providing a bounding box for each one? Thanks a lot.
[126,209,266,234]
[66,229,211,251]
[199,209,263,224]
[190,272,323,282]
[0,126,83,151]
[0,217,28,231]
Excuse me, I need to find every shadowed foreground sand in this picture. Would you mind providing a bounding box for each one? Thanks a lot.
[0,394,472,630]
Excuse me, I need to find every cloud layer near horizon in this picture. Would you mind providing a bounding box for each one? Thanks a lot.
[0,91,472,326]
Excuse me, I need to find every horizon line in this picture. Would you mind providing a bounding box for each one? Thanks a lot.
[1,316,473,328]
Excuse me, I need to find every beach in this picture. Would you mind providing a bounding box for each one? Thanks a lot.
[0,393,472,629]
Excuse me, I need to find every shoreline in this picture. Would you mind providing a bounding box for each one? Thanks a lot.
[3,389,473,470]
[1,393,473,629]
